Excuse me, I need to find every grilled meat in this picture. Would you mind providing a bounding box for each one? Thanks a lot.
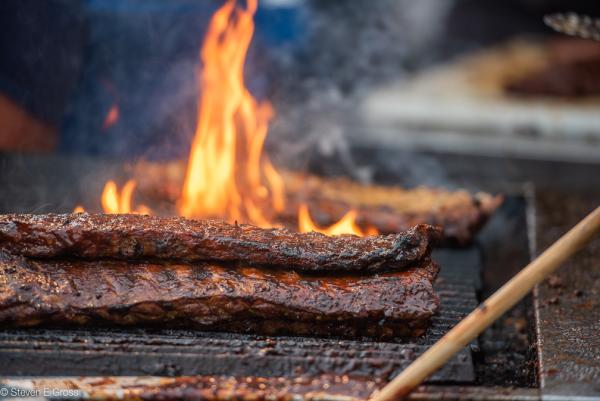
[502,38,600,97]
[0,213,440,273]
[280,172,501,245]
[506,46,600,97]
[0,251,439,338]
[125,162,499,244]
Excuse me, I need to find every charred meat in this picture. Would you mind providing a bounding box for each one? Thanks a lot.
[0,252,439,338]
[0,213,441,273]
[281,172,501,245]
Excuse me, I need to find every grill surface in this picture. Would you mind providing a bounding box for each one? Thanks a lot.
[533,191,600,399]
[0,249,479,383]
[1,151,558,399]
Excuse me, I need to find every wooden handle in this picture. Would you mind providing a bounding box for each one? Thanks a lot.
[370,205,600,401]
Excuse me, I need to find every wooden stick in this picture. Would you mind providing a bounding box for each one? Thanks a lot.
[370,205,600,401]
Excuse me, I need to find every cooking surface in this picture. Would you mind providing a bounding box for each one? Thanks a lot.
[1,151,599,400]
[533,191,600,399]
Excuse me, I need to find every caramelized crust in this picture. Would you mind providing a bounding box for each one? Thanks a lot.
[0,252,439,338]
[0,213,440,273]
[281,172,502,245]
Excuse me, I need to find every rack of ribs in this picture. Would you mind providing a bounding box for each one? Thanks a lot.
[280,172,502,245]
[0,213,441,338]
[0,252,439,338]
[0,213,440,273]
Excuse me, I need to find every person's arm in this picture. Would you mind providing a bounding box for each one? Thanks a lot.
[0,0,85,152]
[0,94,57,152]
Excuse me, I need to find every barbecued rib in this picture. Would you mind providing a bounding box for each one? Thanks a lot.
[0,213,440,273]
[281,172,502,245]
[0,252,439,338]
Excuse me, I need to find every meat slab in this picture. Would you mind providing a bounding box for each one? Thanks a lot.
[280,172,502,245]
[0,252,439,338]
[0,213,440,273]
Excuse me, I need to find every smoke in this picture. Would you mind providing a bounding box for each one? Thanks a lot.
[57,1,459,187]
[60,1,219,160]
[298,0,454,90]
[266,0,455,185]
[0,1,471,215]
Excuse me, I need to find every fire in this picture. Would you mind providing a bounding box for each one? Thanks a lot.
[298,204,378,237]
[177,0,283,227]
[73,180,150,214]
[75,0,372,237]
[101,180,150,214]
[102,104,119,130]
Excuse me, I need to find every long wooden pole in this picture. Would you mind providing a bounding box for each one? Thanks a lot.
[370,205,600,401]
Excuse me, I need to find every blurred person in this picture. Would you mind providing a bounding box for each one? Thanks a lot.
[0,0,85,152]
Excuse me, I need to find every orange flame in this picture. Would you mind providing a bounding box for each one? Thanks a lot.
[298,204,378,237]
[74,0,374,237]
[101,180,150,214]
[103,104,119,130]
[177,0,283,227]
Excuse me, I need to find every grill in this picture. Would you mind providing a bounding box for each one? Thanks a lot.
[0,150,599,401]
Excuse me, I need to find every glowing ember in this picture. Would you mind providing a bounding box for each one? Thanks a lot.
[76,0,372,237]
[298,204,378,237]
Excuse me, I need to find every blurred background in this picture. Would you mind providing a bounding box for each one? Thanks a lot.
[1,0,600,207]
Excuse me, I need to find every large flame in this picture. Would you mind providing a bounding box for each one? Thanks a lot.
[177,0,283,227]
[76,0,373,237]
